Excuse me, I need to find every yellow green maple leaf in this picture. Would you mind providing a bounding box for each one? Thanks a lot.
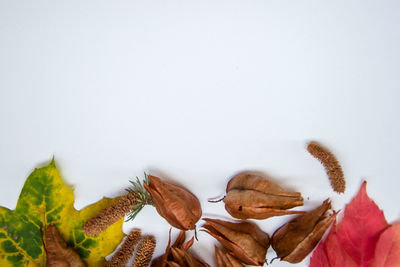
[0,159,125,266]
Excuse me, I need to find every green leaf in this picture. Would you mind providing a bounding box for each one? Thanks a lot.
[0,160,125,266]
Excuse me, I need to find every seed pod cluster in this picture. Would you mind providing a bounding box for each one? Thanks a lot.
[223,172,304,219]
[151,230,210,267]
[144,175,202,230]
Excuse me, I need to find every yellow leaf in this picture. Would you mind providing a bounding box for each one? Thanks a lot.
[0,159,125,266]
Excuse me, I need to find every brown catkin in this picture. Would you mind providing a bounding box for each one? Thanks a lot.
[307,141,346,193]
[132,235,156,267]
[83,193,138,236]
[106,229,142,267]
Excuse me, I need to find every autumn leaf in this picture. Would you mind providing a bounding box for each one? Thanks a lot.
[309,221,357,267]
[310,181,389,267]
[373,222,400,267]
[0,159,125,266]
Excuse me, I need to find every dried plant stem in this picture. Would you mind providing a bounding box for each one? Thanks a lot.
[307,141,346,193]
[132,235,156,267]
[83,193,139,236]
[105,229,142,267]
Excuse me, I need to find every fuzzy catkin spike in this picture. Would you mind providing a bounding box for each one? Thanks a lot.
[83,193,139,236]
[105,229,142,267]
[307,141,346,193]
[133,235,156,267]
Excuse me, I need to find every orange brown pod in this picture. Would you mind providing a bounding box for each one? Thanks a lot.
[151,230,210,267]
[223,172,305,219]
[143,175,202,230]
[215,246,245,267]
[202,218,270,266]
[45,225,86,267]
[271,199,337,263]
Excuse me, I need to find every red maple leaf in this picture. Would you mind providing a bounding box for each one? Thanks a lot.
[374,222,400,267]
[310,181,390,267]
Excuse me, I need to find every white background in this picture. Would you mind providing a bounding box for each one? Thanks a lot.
[1,1,400,266]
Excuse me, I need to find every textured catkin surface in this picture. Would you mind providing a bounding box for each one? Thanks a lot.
[307,142,346,194]
[106,229,142,267]
[83,193,139,236]
[132,235,156,267]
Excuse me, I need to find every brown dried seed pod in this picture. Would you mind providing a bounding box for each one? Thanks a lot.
[271,199,337,263]
[151,230,210,267]
[45,225,86,267]
[83,193,139,236]
[223,172,304,219]
[202,218,270,266]
[133,235,156,267]
[144,175,202,230]
[105,229,142,267]
[215,246,245,267]
[307,141,345,193]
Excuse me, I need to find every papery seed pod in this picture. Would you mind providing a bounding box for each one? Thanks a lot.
[45,225,86,267]
[133,235,156,267]
[151,230,210,267]
[202,218,269,266]
[271,199,337,263]
[106,229,142,267]
[143,175,202,230]
[223,172,305,219]
[215,246,244,267]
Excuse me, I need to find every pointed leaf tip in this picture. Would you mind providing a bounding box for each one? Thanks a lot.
[50,156,56,167]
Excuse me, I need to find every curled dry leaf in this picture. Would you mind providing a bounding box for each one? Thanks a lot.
[215,246,244,267]
[223,172,304,219]
[45,225,86,267]
[202,218,269,266]
[144,175,202,230]
[151,230,210,267]
[271,199,336,263]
